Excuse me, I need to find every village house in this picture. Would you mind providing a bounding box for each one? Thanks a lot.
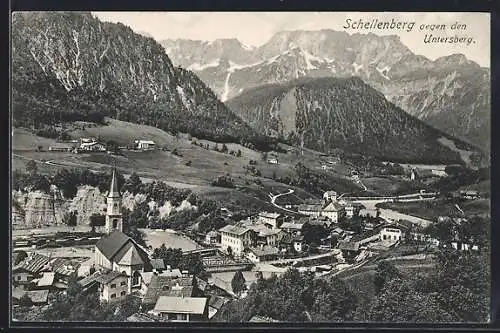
[48,143,76,152]
[151,296,209,322]
[247,223,284,247]
[323,190,338,202]
[280,220,308,236]
[95,271,129,302]
[205,231,219,245]
[460,190,480,200]
[12,253,51,290]
[79,138,106,152]
[135,139,156,150]
[245,245,280,263]
[344,202,365,218]
[12,288,49,306]
[142,275,197,311]
[279,234,305,253]
[219,225,255,257]
[257,212,286,229]
[322,201,346,223]
[208,295,228,319]
[379,226,405,242]
[267,158,279,164]
[297,203,323,217]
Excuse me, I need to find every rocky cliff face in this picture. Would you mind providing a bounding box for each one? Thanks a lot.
[11,186,196,229]
[11,12,260,144]
[162,30,490,150]
[226,76,478,164]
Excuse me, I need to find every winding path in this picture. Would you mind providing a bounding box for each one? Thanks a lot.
[268,189,296,213]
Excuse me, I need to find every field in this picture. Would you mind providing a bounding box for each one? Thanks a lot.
[376,198,491,220]
[12,119,371,211]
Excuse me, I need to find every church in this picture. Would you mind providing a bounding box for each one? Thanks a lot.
[94,168,151,293]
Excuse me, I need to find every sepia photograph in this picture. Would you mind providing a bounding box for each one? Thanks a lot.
[10,11,491,324]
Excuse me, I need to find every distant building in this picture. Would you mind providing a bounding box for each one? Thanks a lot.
[344,202,364,218]
[298,204,323,217]
[219,225,254,256]
[267,158,279,164]
[379,227,405,242]
[245,245,280,263]
[205,231,219,245]
[135,140,156,150]
[248,224,284,247]
[322,201,345,222]
[80,141,106,151]
[142,275,196,310]
[461,190,480,200]
[95,270,129,302]
[323,191,338,202]
[257,212,285,229]
[152,296,209,322]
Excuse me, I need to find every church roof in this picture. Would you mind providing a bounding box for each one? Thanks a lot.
[114,242,148,266]
[95,230,131,261]
[108,168,121,198]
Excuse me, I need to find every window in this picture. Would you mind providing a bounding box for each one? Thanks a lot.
[110,283,116,288]
[16,276,21,281]
[121,281,127,286]
[162,285,170,291]
[113,219,118,228]
[178,313,188,321]
[120,291,126,296]
[111,294,116,299]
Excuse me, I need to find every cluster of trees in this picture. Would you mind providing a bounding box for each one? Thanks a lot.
[216,268,358,322]
[211,174,235,188]
[433,165,490,193]
[191,140,243,157]
[355,249,489,322]
[151,244,208,279]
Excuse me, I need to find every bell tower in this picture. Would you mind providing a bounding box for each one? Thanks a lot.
[105,167,122,234]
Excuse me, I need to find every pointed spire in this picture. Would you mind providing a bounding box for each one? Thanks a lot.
[108,166,121,198]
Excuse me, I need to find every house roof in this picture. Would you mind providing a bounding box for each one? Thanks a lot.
[49,257,78,276]
[143,275,194,305]
[280,222,306,230]
[13,253,51,274]
[206,231,218,237]
[37,272,55,287]
[208,295,228,310]
[298,204,323,212]
[138,140,156,145]
[153,296,207,315]
[324,191,337,196]
[249,224,282,237]
[150,259,166,270]
[95,230,131,261]
[219,224,252,236]
[323,201,344,212]
[95,270,126,285]
[114,242,148,266]
[78,271,103,288]
[249,315,281,323]
[247,246,280,257]
[338,241,359,251]
[258,212,282,219]
[126,312,159,322]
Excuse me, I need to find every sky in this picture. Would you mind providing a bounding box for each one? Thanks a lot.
[93,12,490,67]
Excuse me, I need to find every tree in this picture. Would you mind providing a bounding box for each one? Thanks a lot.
[64,211,78,226]
[25,160,38,175]
[374,260,401,294]
[89,213,105,232]
[231,270,246,294]
[236,149,242,157]
[227,246,233,258]
[123,172,142,194]
[221,144,229,153]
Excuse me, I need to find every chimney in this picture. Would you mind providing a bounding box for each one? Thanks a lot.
[166,265,171,271]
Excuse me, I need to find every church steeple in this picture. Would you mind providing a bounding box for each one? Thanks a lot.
[105,166,122,234]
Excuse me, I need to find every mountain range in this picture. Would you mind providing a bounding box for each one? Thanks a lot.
[161,30,490,150]
[11,12,263,145]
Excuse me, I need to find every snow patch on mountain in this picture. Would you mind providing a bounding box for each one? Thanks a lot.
[176,85,190,109]
[353,62,363,72]
[376,65,391,80]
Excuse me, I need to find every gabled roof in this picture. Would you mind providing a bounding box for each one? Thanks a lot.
[37,272,55,287]
[49,257,78,276]
[298,204,323,212]
[247,246,280,257]
[114,242,148,266]
[127,312,159,322]
[13,253,51,274]
[143,275,194,305]
[323,201,344,212]
[249,315,281,323]
[95,230,131,261]
[150,259,166,270]
[258,212,282,219]
[95,270,126,285]
[281,222,306,230]
[219,225,252,236]
[208,295,228,310]
[78,271,103,288]
[154,296,207,315]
